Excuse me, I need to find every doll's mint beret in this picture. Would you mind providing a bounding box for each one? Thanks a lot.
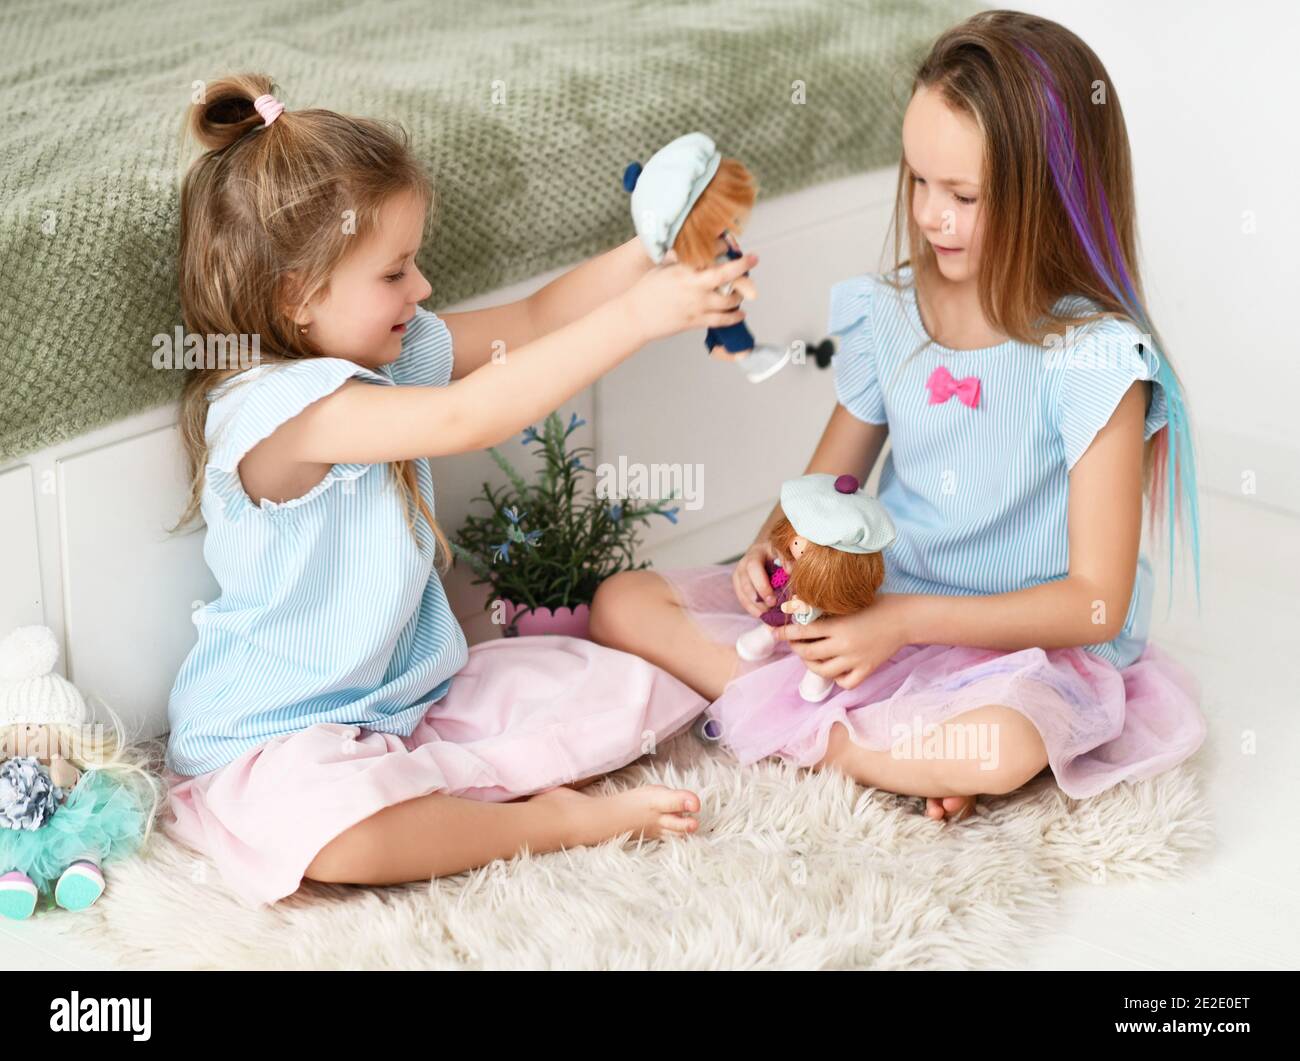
[779,473,896,554]
[623,132,721,263]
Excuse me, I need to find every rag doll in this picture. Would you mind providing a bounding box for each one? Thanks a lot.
[0,626,158,919]
[623,132,791,383]
[736,473,897,701]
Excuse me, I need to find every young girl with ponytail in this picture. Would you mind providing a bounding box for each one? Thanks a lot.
[163,75,756,907]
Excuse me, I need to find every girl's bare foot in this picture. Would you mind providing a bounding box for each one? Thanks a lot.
[531,784,700,845]
[926,795,976,822]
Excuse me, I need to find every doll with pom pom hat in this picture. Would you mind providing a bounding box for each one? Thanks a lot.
[0,626,157,920]
[735,474,896,702]
[622,132,790,383]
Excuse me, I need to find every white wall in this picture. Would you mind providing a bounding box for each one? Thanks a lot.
[1019,0,1300,514]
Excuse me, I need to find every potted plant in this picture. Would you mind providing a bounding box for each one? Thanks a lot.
[452,411,681,637]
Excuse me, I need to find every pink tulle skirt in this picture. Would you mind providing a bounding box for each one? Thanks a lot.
[658,564,1206,800]
[162,636,707,908]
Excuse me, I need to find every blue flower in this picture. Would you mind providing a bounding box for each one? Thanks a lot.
[569,457,592,472]
[607,503,623,522]
[503,506,526,525]
[492,540,512,563]
[503,522,543,551]
[521,426,541,446]
[566,413,587,435]
[658,506,680,525]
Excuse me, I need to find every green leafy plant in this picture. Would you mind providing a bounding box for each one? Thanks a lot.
[451,411,680,617]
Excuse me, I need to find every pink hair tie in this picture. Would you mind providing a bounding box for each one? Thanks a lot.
[252,93,284,127]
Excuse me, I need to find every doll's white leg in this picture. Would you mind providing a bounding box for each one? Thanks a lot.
[798,667,835,702]
[735,622,777,661]
[738,344,792,383]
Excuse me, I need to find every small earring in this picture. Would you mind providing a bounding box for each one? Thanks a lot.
[299,325,309,335]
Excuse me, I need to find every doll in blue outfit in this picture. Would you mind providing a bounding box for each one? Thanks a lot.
[624,132,791,383]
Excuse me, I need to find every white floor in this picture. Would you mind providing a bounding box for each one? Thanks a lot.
[3,486,1297,970]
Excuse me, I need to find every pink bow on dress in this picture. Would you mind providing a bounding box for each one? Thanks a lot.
[925,365,981,408]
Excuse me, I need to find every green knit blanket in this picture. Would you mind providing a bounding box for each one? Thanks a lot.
[0,0,979,462]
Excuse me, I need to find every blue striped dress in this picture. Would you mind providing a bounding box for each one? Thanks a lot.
[830,266,1167,668]
[166,307,469,777]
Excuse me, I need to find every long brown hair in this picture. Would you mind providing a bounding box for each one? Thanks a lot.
[175,73,452,572]
[881,10,1194,557]
[770,516,885,615]
[673,159,757,267]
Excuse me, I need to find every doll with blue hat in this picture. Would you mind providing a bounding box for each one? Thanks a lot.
[735,473,897,702]
[0,626,159,919]
[622,132,790,383]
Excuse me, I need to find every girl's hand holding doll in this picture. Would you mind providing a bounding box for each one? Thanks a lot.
[734,473,897,701]
[733,537,780,619]
[770,591,916,691]
[623,252,757,344]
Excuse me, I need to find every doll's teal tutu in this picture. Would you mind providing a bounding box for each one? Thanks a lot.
[0,769,149,893]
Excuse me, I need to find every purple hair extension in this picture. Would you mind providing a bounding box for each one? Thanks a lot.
[1017,42,1201,605]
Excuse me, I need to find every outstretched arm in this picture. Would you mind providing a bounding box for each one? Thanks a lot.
[236,256,756,506]
[441,237,654,379]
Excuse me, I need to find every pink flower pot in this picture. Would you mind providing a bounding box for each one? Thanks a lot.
[502,601,591,639]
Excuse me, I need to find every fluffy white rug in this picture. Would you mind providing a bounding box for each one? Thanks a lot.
[60,734,1213,969]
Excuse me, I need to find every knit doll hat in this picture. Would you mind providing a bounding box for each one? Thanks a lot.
[0,626,88,729]
[779,473,897,554]
[622,132,722,263]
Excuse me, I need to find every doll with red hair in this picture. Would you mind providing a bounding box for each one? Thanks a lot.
[624,133,791,383]
[736,473,897,701]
